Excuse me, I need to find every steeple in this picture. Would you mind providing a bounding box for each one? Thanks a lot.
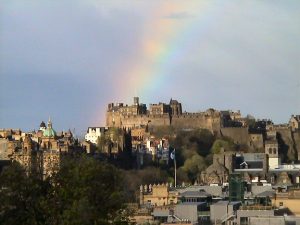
[48,116,52,129]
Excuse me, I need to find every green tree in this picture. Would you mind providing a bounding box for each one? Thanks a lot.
[182,154,206,182]
[210,138,236,154]
[149,126,177,139]
[46,156,127,225]
[96,135,106,153]
[0,162,50,225]
[170,128,215,161]
[0,157,128,225]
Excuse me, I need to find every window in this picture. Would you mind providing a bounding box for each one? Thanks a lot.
[273,149,277,154]
[269,148,272,154]
[279,202,283,206]
[240,217,248,225]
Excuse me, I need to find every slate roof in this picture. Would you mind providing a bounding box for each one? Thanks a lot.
[180,190,211,198]
[255,190,275,198]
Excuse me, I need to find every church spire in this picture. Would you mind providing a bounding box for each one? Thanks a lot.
[48,116,52,129]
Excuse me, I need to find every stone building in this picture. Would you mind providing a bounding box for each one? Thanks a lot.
[139,183,178,207]
[11,119,63,178]
[265,140,280,169]
[106,97,223,132]
[149,103,170,116]
[131,127,150,150]
[200,156,229,185]
[289,115,300,131]
[272,187,300,216]
[169,99,182,116]
[1,119,78,178]
[102,128,128,155]
[12,135,37,174]
[0,129,22,140]
[42,150,61,178]
[85,127,108,145]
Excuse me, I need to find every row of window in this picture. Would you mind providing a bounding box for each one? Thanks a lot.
[268,148,277,154]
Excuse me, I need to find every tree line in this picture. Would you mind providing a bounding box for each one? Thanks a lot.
[0,155,129,225]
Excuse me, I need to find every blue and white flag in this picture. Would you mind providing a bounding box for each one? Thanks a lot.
[170,149,176,160]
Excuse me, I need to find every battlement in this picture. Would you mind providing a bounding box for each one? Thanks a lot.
[140,183,172,194]
[106,97,231,132]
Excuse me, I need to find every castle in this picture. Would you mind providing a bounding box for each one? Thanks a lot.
[106,97,239,133]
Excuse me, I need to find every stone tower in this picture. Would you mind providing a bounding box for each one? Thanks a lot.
[265,140,280,169]
[23,135,33,153]
[134,97,139,106]
[169,99,182,116]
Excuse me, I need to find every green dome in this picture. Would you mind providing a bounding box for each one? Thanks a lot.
[43,127,56,137]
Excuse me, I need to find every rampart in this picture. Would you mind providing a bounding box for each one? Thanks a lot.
[220,127,249,145]
[106,112,222,132]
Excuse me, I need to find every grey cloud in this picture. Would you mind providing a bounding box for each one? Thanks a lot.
[1,0,300,134]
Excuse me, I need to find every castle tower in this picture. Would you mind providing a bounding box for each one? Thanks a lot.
[265,140,280,170]
[134,97,139,106]
[169,98,182,116]
[23,135,33,153]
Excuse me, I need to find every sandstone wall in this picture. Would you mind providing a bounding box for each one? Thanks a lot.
[293,131,300,160]
[171,115,214,131]
[249,134,264,150]
[106,111,221,132]
[220,127,249,145]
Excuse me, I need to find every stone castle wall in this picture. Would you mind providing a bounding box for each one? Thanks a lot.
[170,115,220,131]
[107,113,177,129]
[106,112,221,132]
[220,127,249,145]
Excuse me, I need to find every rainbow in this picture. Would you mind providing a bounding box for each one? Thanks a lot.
[90,1,227,125]
[112,1,225,102]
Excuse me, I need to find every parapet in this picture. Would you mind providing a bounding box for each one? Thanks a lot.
[140,183,172,193]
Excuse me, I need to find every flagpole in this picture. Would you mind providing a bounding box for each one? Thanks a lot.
[170,148,177,188]
[174,156,177,188]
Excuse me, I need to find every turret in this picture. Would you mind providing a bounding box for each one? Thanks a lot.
[134,97,139,106]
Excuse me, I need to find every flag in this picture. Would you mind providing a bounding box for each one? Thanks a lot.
[170,149,175,160]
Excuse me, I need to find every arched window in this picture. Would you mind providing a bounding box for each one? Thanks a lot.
[273,148,277,154]
[269,148,272,154]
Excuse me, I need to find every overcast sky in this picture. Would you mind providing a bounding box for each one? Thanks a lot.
[1,0,299,135]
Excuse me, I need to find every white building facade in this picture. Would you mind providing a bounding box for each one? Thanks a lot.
[85,127,107,144]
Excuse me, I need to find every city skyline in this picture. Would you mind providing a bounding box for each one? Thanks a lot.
[1,0,300,134]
